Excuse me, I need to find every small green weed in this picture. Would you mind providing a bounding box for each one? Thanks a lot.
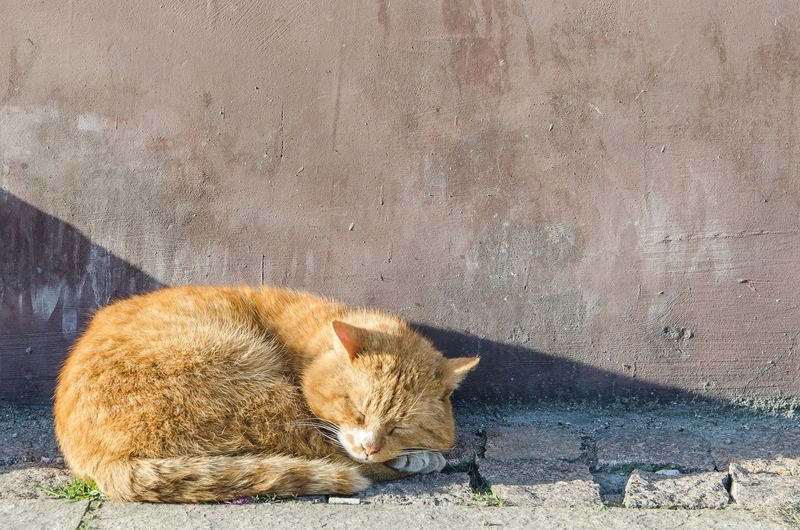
[37,477,104,502]
[473,487,507,507]
[223,493,282,505]
[778,505,800,528]
[252,493,279,503]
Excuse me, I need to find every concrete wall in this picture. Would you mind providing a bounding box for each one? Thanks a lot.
[1,1,799,403]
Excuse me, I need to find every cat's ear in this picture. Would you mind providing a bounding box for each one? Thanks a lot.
[332,320,365,361]
[441,357,480,397]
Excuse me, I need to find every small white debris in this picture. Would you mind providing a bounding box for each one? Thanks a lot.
[328,496,360,505]
[348,223,355,231]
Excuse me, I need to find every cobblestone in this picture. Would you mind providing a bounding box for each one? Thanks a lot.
[622,470,730,509]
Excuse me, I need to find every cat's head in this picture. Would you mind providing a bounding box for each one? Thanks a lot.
[302,318,479,464]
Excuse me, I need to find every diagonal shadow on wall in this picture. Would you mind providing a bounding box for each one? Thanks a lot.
[1,189,695,405]
[412,324,698,403]
[0,191,164,403]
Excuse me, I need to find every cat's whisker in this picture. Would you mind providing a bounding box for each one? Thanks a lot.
[405,386,429,415]
[317,432,345,448]
[400,409,428,421]
[291,416,339,429]
[291,420,335,429]
[295,422,341,436]
[290,418,348,450]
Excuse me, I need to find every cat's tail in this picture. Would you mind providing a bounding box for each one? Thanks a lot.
[89,454,370,502]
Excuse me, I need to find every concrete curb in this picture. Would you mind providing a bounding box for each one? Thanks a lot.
[1,499,89,530]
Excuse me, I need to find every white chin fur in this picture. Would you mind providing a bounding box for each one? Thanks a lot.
[338,427,375,461]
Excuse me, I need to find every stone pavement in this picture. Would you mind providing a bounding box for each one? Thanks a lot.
[2,400,800,528]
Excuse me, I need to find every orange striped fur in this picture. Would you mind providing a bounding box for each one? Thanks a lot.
[54,285,478,502]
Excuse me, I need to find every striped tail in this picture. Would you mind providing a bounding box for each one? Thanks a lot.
[90,454,370,502]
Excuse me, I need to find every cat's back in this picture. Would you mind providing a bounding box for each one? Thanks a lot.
[82,284,255,337]
[67,285,263,361]
[54,285,288,465]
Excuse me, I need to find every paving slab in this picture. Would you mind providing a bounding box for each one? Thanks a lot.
[358,471,475,505]
[85,502,790,530]
[478,458,602,507]
[0,499,89,530]
[623,469,730,509]
[733,457,800,475]
[0,465,73,499]
[710,428,800,469]
[595,428,715,472]
[730,458,800,508]
[484,426,584,461]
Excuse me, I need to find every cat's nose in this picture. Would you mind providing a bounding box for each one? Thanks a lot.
[362,442,379,456]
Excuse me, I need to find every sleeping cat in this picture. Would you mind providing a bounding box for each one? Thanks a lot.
[53,285,479,502]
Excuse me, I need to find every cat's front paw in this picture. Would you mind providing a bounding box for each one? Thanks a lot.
[386,451,446,474]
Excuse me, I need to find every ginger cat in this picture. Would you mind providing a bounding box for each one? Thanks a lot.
[54,285,479,502]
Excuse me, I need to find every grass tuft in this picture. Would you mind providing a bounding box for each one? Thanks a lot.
[473,487,507,507]
[37,477,104,502]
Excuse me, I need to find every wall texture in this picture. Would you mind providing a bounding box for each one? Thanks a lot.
[1,1,799,403]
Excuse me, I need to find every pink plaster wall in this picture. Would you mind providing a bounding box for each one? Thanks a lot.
[1,1,799,403]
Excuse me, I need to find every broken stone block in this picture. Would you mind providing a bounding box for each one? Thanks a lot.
[622,469,730,509]
[730,458,800,508]
[477,458,601,507]
[730,457,800,476]
[359,471,475,506]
